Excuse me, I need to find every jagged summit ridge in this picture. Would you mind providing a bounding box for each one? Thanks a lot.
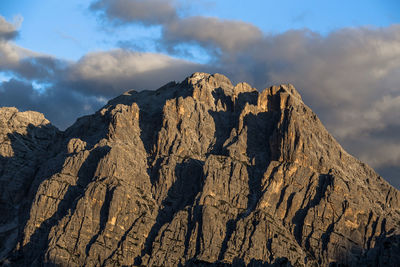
[0,73,399,266]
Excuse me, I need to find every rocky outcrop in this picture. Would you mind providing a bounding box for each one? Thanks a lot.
[0,73,399,266]
[0,108,60,260]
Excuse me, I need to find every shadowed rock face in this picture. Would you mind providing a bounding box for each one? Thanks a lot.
[0,73,399,266]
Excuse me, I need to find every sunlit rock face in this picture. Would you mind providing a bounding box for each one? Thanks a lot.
[0,73,399,266]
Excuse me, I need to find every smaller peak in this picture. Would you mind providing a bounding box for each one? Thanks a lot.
[0,106,19,113]
[0,107,19,124]
[280,84,302,101]
[157,81,178,92]
[187,72,233,88]
[0,107,54,134]
[14,111,50,127]
[211,73,233,87]
[234,82,257,95]
[188,72,212,84]
[261,84,303,102]
[124,90,137,96]
[0,107,48,124]
[257,84,304,111]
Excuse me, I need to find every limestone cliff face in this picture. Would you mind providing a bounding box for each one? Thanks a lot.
[0,73,399,266]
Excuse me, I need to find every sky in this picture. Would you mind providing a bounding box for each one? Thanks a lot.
[0,0,399,188]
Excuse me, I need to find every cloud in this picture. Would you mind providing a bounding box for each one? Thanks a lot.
[376,166,400,189]
[90,0,177,26]
[0,15,22,41]
[0,15,38,72]
[90,0,263,54]
[0,79,105,129]
[337,95,400,171]
[162,16,262,53]
[0,15,62,81]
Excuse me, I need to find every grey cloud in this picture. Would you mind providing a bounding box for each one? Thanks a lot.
[90,0,263,53]
[0,15,20,41]
[162,16,263,53]
[0,14,205,106]
[0,42,19,68]
[347,131,400,188]
[14,56,66,81]
[90,0,177,26]
[0,41,37,70]
[376,166,400,189]
[0,43,68,83]
[0,79,105,129]
[0,16,63,82]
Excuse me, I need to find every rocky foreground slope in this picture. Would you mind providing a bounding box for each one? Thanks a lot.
[0,73,399,266]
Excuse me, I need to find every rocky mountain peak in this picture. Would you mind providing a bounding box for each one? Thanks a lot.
[0,73,399,266]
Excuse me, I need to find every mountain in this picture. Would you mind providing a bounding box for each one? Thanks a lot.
[0,73,399,266]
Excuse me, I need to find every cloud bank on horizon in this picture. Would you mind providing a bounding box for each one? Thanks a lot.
[0,0,399,188]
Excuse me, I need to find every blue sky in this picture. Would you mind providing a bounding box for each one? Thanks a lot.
[0,0,400,187]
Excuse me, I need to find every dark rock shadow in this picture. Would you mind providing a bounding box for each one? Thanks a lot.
[108,81,195,189]
[243,111,277,214]
[358,233,400,266]
[207,88,258,156]
[140,158,205,260]
[292,173,334,245]
[291,172,334,264]
[85,186,116,256]
[107,81,192,157]
[328,234,400,266]
[0,122,111,266]
[217,110,278,261]
[14,145,110,266]
[0,123,60,262]
[182,256,293,266]
[206,89,282,261]
[208,87,234,155]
